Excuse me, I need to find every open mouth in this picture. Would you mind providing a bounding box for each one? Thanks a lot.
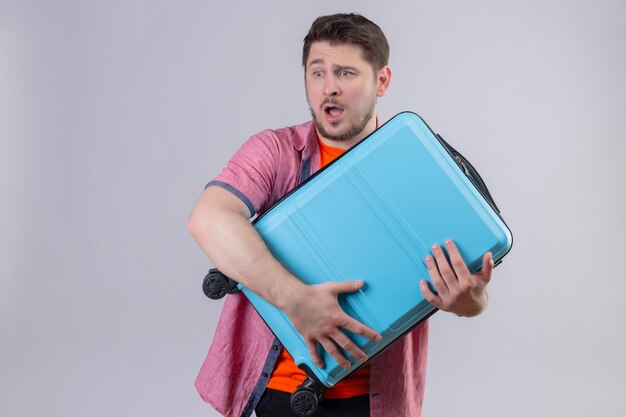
[323,104,344,120]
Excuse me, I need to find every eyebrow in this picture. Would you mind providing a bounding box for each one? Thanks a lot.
[308,59,325,67]
[335,65,359,73]
[308,60,359,72]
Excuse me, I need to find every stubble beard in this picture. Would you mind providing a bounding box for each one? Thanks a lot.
[310,96,377,143]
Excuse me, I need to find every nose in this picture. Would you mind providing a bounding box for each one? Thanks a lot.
[323,76,339,96]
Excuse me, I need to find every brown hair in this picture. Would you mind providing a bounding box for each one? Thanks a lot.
[302,13,390,70]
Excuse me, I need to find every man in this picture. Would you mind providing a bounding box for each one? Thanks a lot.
[189,13,494,417]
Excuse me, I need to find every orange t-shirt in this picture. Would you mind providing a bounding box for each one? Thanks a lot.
[266,138,370,399]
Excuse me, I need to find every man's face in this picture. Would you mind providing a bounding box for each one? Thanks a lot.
[305,41,390,145]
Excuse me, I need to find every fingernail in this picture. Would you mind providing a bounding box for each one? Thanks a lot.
[445,240,452,246]
[432,244,438,250]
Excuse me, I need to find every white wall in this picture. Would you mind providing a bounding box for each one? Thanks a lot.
[1,1,624,416]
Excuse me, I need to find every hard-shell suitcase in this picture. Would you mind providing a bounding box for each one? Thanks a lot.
[203,112,513,416]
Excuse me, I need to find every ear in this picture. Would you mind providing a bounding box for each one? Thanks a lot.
[376,65,392,97]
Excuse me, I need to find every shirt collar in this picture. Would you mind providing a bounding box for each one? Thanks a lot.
[290,120,316,152]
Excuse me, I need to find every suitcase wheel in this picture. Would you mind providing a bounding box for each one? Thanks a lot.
[202,269,240,299]
[290,377,325,416]
[290,389,318,416]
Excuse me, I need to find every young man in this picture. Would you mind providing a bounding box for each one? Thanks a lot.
[189,13,493,417]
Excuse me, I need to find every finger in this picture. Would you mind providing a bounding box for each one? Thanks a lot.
[318,337,350,369]
[425,254,449,294]
[475,252,494,285]
[340,314,382,343]
[420,279,444,309]
[444,240,471,282]
[431,244,458,288]
[305,339,324,368]
[332,331,367,366]
[328,279,364,295]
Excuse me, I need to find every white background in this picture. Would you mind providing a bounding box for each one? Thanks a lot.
[1,1,625,416]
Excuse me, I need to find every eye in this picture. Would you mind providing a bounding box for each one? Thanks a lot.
[339,70,354,77]
[312,70,323,78]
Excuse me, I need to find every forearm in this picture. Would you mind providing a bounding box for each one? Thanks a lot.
[188,189,304,310]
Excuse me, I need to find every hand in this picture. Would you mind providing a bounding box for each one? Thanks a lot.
[283,280,382,370]
[420,240,494,317]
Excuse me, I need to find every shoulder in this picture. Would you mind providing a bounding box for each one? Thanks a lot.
[248,120,315,153]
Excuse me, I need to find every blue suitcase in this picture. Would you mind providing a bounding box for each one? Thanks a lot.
[202,112,513,415]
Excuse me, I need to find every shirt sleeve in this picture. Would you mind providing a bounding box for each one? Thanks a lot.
[206,131,279,217]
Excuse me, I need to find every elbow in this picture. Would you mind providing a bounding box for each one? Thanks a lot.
[187,208,212,241]
[187,215,199,239]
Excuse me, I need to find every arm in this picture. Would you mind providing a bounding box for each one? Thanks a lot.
[420,240,494,317]
[188,185,382,368]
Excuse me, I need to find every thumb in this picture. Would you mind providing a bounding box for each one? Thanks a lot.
[328,279,364,295]
[475,252,494,284]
